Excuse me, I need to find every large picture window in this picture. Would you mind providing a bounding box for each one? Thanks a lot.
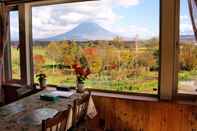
[31,0,160,94]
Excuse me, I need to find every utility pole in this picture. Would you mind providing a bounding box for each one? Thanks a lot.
[134,34,139,53]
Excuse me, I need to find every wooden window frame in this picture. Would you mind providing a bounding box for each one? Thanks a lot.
[3,4,33,85]
[28,0,161,97]
[175,0,197,100]
[159,0,180,100]
[3,0,193,101]
[3,6,21,84]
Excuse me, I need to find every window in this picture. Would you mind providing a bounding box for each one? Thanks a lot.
[4,5,34,85]
[178,0,197,95]
[9,10,21,80]
[32,0,160,94]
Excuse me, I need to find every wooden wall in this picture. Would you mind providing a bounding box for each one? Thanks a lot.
[91,95,197,131]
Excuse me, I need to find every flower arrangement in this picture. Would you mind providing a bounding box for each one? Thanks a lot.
[36,73,46,82]
[72,56,91,85]
[36,73,47,88]
[72,64,91,84]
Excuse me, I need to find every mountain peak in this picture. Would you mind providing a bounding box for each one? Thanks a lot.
[45,21,117,41]
[78,21,100,26]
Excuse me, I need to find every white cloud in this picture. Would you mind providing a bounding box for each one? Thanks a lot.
[180,15,193,35]
[116,0,141,7]
[60,13,87,23]
[180,15,189,21]
[107,25,155,39]
[100,0,141,7]
[31,0,143,39]
[32,1,122,38]
[180,23,193,35]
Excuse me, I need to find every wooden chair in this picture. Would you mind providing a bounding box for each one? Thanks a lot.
[42,108,70,131]
[72,91,91,129]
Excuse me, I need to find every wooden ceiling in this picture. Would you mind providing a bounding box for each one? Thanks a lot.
[1,0,95,5]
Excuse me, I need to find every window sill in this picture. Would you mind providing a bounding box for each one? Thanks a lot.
[91,91,159,102]
[91,90,197,106]
[3,83,197,105]
[175,93,197,106]
[41,86,159,102]
[2,83,26,88]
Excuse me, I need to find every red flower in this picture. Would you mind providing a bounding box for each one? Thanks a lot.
[83,67,91,77]
[72,64,91,78]
[111,64,117,69]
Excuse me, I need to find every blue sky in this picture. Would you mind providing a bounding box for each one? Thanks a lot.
[180,0,193,35]
[10,0,193,40]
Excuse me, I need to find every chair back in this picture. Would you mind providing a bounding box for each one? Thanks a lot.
[42,108,70,131]
[73,91,91,126]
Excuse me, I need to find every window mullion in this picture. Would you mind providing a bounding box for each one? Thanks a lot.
[160,0,179,100]
[18,4,33,85]
[3,10,12,82]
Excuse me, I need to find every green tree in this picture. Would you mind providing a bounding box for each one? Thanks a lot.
[112,36,124,48]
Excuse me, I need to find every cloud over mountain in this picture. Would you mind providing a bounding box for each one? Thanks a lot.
[10,0,162,40]
[32,0,142,39]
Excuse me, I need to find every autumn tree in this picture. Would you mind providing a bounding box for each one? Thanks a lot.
[133,50,156,72]
[120,50,134,68]
[143,37,159,49]
[33,54,45,73]
[180,44,197,71]
[103,46,119,69]
[83,47,103,74]
[46,41,69,64]
[46,41,70,73]
[63,40,81,66]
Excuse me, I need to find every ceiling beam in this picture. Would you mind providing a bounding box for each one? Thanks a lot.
[5,0,96,6]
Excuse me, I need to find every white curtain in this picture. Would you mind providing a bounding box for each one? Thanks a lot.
[188,0,197,40]
[0,4,9,104]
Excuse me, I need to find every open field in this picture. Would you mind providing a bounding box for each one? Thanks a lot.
[34,39,159,94]
[10,39,197,94]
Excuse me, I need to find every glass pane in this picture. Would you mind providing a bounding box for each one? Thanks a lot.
[32,0,160,94]
[178,0,197,94]
[10,11,21,80]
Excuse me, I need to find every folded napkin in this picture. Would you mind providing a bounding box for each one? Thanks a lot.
[40,94,59,101]
[86,96,97,119]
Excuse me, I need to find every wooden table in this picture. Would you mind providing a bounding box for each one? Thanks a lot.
[0,88,87,131]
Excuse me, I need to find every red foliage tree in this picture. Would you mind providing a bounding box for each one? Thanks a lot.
[33,54,45,73]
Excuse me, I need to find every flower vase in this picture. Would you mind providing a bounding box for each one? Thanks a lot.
[76,78,85,93]
[39,79,47,89]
